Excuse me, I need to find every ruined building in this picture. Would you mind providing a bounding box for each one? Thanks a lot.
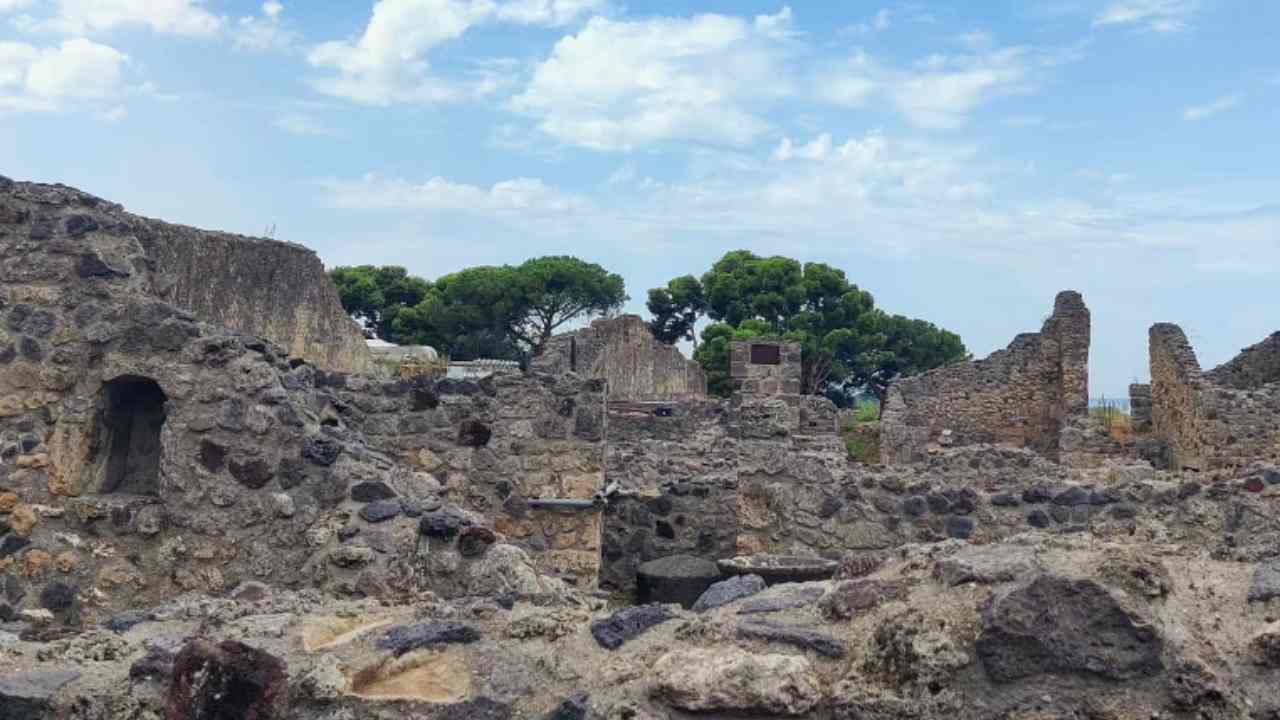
[3,178,1280,720]
[532,314,707,400]
[881,290,1091,463]
[1148,324,1280,472]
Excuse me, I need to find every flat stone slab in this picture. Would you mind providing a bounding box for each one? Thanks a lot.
[737,584,827,615]
[590,604,674,650]
[637,554,722,609]
[1248,560,1280,603]
[737,620,846,658]
[718,554,838,585]
[0,669,80,719]
[934,545,1041,587]
[377,621,480,656]
[693,574,766,613]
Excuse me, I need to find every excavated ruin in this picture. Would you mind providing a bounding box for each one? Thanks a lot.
[1,177,1279,719]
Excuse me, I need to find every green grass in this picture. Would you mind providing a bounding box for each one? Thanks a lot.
[853,400,880,423]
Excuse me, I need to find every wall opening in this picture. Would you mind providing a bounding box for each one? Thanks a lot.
[94,376,167,495]
[750,344,781,365]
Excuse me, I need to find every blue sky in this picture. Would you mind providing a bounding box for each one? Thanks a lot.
[2,0,1277,396]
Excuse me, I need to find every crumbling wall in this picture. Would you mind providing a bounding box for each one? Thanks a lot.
[532,315,706,400]
[1,178,371,373]
[1205,332,1280,390]
[880,291,1090,463]
[334,372,608,587]
[0,180,605,620]
[1130,383,1153,433]
[1149,323,1280,472]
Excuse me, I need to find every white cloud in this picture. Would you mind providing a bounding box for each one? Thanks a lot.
[307,0,606,105]
[495,0,608,26]
[321,173,588,213]
[0,0,35,12]
[509,9,794,150]
[274,113,340,137]
[772,133,832,161]
[819,46,1035,129]
[0,38,129,113]
[235,1,296,52]
[39,0,223,36]
[1182,94,1240,121]
[1093,0,1199,33]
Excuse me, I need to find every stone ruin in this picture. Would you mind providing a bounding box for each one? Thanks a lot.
[532,314,707,400]
[2,178,1280,720]
[1148,323,1280,473]
[881,290,1091,464]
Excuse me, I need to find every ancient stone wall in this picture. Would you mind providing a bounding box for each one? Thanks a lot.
[0,187,608,620]
[332,372,608,587]
[1205,332,1280,389]
[730,340,803,398]
[1149,323,1280,472]
[532,315,706,400]
[1130,383,1152,433]
[880,291,1090,463]
[0,178,372,373]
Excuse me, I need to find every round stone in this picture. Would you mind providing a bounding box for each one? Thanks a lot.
[637,554,722,609]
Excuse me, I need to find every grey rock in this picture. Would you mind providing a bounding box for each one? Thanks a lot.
[1027,509,1051,528]
[302,436,342,466]
[590,604,674,650]
[1053,486,1091,505]
[976,574,1163,682]
[543,692,589,720]
[637,554,722,609]
[0,670,80,720]
[935,545,1040,587]
[737,619,846,658]
[350,481,396,502]
[820,579,910,620]
[693,574,765,612]
[420,508,472,538]
[377,621,480,656]
[738,584,826,615]
[1247,560,1280,603]
[944,515,974,539]
[358,500,401,523]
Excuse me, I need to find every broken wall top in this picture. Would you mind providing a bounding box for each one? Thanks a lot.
[0,177,371,373]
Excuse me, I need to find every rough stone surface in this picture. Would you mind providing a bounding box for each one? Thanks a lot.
[636,554,722,609]
[976,574,1164,682]
[0,670,80,720]
[1247,560,1280,603]
[590,604,674,650]
[533,315,706,400]
[736,619,846,658]
[166,640,287,720]
[881,291,1090,463]
[692,574,765,612]
[651,648,821,716]
[376,621,481,656]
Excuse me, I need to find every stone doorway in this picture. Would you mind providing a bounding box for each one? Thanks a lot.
[93,376,167,495]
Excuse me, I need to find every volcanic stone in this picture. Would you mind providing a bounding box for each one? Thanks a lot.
[737,620,846,658]
[377,621,480,656]
[693,574,766,613]
[590,604,674,650]
[637,554,722,609]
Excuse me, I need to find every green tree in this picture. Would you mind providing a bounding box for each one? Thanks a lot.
[647,274,706,346]
[392,265,525,361]
[336,257,627,362]
[659,250,967,400]
[328,265,430,344]
[510,256,628,354]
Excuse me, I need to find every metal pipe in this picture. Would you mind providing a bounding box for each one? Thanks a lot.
[526,498,598,510]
